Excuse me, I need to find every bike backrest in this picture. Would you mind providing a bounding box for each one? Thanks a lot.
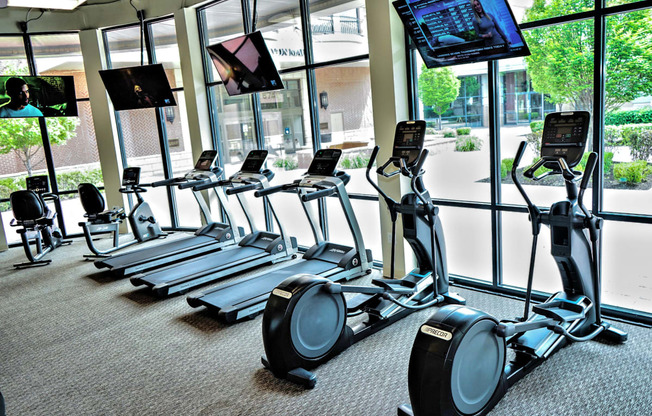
[10,190,45,222]
[78,183,106,215]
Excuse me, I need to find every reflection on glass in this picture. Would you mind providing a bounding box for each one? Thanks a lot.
[31,33,89,99]
[0,117,47,244]
[315,60,374,194]
[415,54,489,202]
[210,85,257,177]
[201,0,245,83]
[151,19,183,89]
[602,221,652,313]
[517,0,594,24]
[501,211,563,293]
[326,197,380,261]
[602,9,652,216]
[438,206,492,282]
[310,1,369,63]
[253,0,305,71]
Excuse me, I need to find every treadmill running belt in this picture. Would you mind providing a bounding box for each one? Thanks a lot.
[97,235,217,268]
[139,245,265,286]
[196,259,335,308]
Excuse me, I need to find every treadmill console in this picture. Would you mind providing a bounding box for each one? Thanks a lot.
[541,111,590,169]
[392,120,426,168]
[194,150,218,171]
[241,150,268,173]
[122,167,141,187]
[307,149,342,176]
[26,175,50,194]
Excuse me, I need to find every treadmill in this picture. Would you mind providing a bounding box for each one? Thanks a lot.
[129,150,299,297]
[94,150,244,277]
[187,148,373,324]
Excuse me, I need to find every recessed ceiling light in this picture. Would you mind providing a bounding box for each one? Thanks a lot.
[5,0,88,10]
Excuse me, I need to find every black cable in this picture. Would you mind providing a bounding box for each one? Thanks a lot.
[25,9,45,24]
[252,0,258,32]
[129,0,145,66]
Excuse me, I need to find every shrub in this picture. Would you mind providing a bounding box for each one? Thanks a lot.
[456,127,471,135]
[340,154,370,169]
[526,131,542,153]
[530,120,545,133]
[613,160,651,184]
[500,158,514,179]
[425,127,437,135]
[56,169,104,200]
[0,177,23,212]
[620,124,652,161]
[576,152,613,175]
[273,157,298,170]
[455,135,482,152]
[604,125,624,149]
[443,131,456,138]
[605,108,652,126]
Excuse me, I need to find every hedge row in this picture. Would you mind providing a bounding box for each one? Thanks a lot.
[605,108,652,126]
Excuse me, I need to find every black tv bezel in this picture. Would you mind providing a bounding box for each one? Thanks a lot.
[394,0,530,68]
[0,75,78,118]
[98,63,177,111]
[206,30,284,97]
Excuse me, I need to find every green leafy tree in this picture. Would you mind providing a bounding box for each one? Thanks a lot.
[0,63,79,175]
[418,65,461,129]
[523,0,652,114]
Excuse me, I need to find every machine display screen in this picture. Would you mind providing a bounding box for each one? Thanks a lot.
[308,149,342,176]
[540,111,590,168]
[195,150,218,171]
[122,167,141,186]
[241,150,268,173]
[26,175,49,193]
[393,120,426,167]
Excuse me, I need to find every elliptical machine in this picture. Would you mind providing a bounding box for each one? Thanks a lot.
[398,111,628,416]
[261,120,465,388]
[78,167,165,258]
[9,175,71,268]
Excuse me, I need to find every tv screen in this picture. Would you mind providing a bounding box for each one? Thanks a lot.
[206,31,284,96]
[0,75,77,118]
[98,64,176,111]
[393,0,530,68]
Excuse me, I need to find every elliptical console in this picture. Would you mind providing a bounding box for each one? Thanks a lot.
[398,112,627,416]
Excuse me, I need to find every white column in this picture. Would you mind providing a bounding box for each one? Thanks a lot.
[366,0,415,278]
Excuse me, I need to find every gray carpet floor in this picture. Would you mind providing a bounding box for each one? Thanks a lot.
[0,234,650,416]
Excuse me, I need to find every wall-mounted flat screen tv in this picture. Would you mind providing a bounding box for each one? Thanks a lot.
[393,0,530,68]
[0,75,77,118]
[206,30,284,96]
[99,64,176,111]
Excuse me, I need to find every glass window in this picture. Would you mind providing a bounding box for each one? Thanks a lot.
[326,197,380,261]
[602,9,652,216]
[315,60,374,194]
[255,0,305,71]
[501,211,564,293]
[30,33,100,236]
[602,221,652,314]
[516,0,594,24]
[500,22,594,207]
[414,55,490,202]
[310,0,369,63]
[440,206,493,282]
[201,0,246,84]
[105,26,172,227]
[0,36,31,244]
